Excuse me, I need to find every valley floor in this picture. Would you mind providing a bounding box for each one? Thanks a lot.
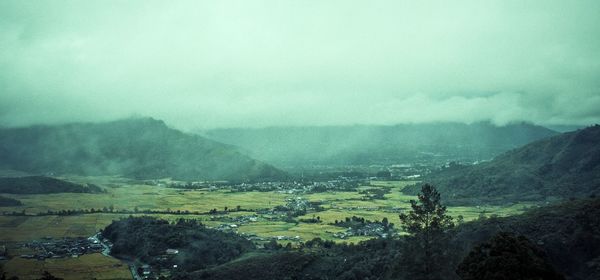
[0,176,536,279]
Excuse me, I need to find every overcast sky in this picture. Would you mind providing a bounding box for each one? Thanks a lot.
[1,0,599,130]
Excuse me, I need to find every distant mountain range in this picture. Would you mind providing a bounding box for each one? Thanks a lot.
[0,118,286,181]
[404,125,600,203]
[203,122,558,169]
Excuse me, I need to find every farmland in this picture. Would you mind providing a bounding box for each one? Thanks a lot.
[0,176,536,279]
[2,253,131,280]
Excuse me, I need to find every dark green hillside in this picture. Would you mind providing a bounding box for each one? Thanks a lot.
[176,252,317,280]
[452,198,600,280]
[102,216,255,272]
[0,195,22,206]
[0,176,102,194]
[404,125,600,203]
[174,197,600,280]
[0,118,286,181]
[204,122,557,168]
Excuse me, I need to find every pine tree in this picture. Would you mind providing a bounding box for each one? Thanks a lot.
[399,184,454,279]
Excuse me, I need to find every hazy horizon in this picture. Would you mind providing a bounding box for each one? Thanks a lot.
[1,1,600,130]
[0,115,590,133]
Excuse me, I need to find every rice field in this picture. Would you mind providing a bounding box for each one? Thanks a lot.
[0,177,535,279]
[0,178,534,242]
[2,253,131,280]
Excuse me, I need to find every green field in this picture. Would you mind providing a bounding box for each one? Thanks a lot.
[0,178,535,242]
[0,177,535,279]
[2,253,131,280]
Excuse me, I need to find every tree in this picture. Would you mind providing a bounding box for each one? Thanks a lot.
[398,184,454,279]
[456,232,564,280]
[37,271,63,280]
[382,217,389,227]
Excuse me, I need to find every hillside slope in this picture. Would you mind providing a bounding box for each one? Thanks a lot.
[175,198,600,280]
[452,198,600,280]
[405,125,600,203]
[204,122,557,169]
[0,176,102,194]
[0,118,286,181]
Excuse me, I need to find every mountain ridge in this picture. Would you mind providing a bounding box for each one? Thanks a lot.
[0,117,286,181]
[404,125,600,203]
[203,122,558,169]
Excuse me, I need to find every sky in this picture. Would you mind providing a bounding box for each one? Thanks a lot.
[1,0,599,130]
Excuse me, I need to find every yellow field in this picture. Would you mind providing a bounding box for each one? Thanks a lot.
[2,183,286,214]
[0,177,535,279]
[0,178,533,243]
[2,253,131,280]
[0,214,127,242]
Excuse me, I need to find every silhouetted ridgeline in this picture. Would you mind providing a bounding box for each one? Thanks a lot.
[0,176,102,194]
[204,122,557,168]
[404,125,600,204]
[0,118,286,181]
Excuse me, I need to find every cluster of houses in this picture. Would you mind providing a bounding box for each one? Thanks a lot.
[220,180,361,194]
[332,223,394,239]
[285,197,311,211]
[273,235,302,242]
[230,181,306,193]
[19,236,104,260]
[210,214,259,224]
[386,163,431,179]
[232,179,364,194]
[147,177,372,195]
[138,248,180,279]
[214,223,240,232]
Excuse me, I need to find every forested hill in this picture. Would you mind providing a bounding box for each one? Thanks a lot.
[0,118,286,181]
[404,125,600,203]
[171,197,600,280]
[0,176,102,194]
[203,122,557,169]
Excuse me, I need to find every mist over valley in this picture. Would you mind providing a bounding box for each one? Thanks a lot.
[1,1,599,279]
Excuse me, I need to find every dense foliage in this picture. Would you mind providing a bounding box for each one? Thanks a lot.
[174,238,405,280]
[457,232,564,280]
[171,197,600,280]
[451,198,600,280]
[0,176,102,194]
[175,252,317,280]
[102,216,255,271]
[0,195,22,206]
[398,184,454,279]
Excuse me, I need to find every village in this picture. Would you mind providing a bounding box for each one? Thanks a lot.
[17,234,108,261]
[160,178,367,194]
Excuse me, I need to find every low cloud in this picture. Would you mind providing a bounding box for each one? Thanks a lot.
[1,0,599,129]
